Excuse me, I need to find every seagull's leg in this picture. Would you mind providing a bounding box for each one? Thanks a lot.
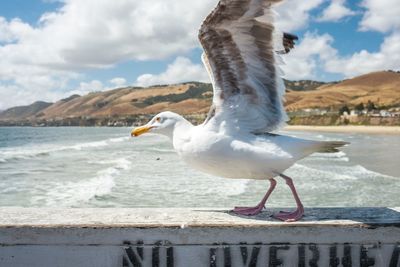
[273,174,304,222]
[233,178,277,216]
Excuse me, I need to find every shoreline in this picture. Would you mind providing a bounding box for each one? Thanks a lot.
[284,125,400,134]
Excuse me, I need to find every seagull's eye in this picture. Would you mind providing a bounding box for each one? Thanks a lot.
[155,117,161,122]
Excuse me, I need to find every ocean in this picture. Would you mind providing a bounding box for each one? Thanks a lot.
[0,127,399,208]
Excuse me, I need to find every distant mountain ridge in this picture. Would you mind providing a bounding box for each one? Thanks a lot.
[0,101,53,121]
[0,71,399,125]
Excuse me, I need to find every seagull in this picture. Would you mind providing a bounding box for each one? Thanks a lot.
[131,0,348,222]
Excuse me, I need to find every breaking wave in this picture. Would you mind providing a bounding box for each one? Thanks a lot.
[309,151,350,162]
[291,162,396,182]
[30,157,131,207]
[0,136,129,162]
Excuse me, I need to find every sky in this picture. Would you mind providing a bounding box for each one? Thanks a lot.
[0,0,399,110]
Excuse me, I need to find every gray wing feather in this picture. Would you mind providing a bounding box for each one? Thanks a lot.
[199,0,290,133]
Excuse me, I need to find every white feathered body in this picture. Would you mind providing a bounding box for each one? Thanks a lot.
[172,122,323,180]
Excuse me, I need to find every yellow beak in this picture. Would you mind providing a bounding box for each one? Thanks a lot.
[131,125,153,137]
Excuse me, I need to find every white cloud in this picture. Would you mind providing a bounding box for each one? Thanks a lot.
[69,77,131,96]
[310,0,400,78]
[0,75,130,110]
[0,81,69,110]
[317,0,356,22]
[0,0,217,109]
[359,0,400,33]
[1,0,326,109]
[109,77,127,88]
[0,17,34,43]
[9,0,216,68]
[74,80,104,94]
[0,64,77,110]
[274,0,324,32]
[281,32,338,80]
[136,57,208,87]
[325,31,400,76]
[282,30,400,80]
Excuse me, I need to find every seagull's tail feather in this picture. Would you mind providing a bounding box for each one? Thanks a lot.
[317,141,350,153]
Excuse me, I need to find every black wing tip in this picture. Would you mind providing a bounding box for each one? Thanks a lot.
[282,32,299,53]
[283,32,299,41]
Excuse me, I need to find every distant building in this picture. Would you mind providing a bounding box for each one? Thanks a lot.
[380,110,392,117]
[350,110,362,116]
[370,110,381,117]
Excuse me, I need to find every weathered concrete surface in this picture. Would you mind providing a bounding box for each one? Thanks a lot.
[0,207,399,267]
[1,207,399,228]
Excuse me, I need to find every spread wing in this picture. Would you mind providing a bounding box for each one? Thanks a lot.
[199,0,290,133]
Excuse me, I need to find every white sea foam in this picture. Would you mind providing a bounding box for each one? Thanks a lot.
[0,147,53,161]
[291,162,395,183]
[222,179,250,196]
[205,177,250,196]
[291,163,358,181]
[310,151,349,162]
[148,148,175,153]
[0,135,129,162]
[1,186,19,194]
[32,157,132,207]
[108,136,129,143]
[70,140,109,150]
[338,164,397,179]
[88,158,133,167]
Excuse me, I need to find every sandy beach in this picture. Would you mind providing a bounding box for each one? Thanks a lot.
[285,125,400,134]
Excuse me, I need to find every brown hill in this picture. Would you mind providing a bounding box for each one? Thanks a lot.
[36,83,212,120]
[0,71,399,124]
[285,71,400,111]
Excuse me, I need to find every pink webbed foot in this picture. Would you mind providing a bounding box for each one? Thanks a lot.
[273,207,304,222]
[271,174,305,222]
[232,179,277,216]
[232,205,264,216]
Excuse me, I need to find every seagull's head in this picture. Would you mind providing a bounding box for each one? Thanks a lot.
[131,111,189,138]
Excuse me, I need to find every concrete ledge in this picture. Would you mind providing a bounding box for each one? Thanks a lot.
[1,207,400,228]
[0,207,399,266]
